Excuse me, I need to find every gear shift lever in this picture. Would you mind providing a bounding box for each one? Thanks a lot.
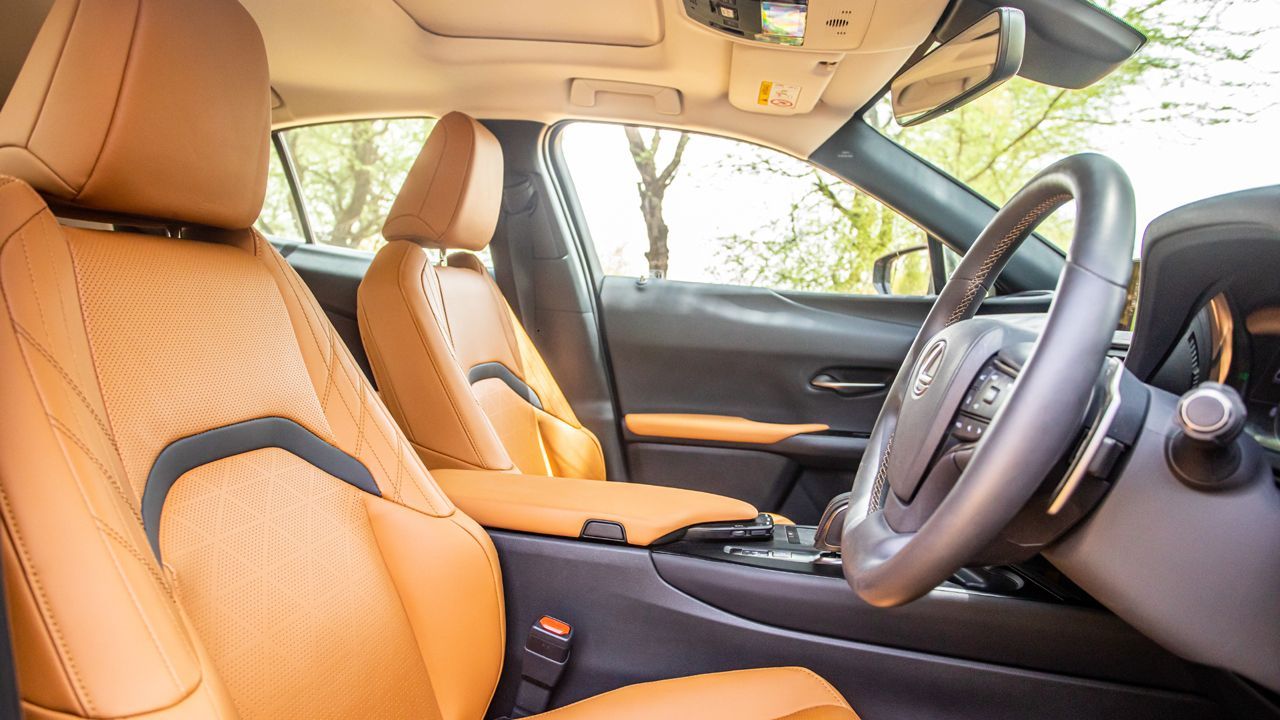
[813,492,851,553]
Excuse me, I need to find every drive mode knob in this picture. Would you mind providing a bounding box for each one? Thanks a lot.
[1175,382,1245,445]
[1168,382,1255,490]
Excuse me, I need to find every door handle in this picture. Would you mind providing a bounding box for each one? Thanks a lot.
[810,377,886,392]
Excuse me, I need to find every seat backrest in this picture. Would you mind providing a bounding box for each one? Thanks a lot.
[358,112,607,480]
[0,2,503,718]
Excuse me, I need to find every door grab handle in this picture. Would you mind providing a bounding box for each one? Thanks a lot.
[810,378,886,392]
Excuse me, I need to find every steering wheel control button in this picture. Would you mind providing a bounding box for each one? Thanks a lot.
[961,361,1016,420]
[951,418,988,442]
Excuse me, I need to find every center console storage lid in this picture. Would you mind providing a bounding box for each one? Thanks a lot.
[431,469,759,546]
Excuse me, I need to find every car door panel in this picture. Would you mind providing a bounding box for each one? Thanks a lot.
[599,276,1052,521]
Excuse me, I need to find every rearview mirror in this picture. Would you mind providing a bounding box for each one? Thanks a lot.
[890,7,1025,127]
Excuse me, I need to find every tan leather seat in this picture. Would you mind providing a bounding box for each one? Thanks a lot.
[0,1,855,718]
[359,112,608,480]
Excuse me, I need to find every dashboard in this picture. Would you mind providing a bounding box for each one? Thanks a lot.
[1124,185,1280,458]
[1148,296,1280,452]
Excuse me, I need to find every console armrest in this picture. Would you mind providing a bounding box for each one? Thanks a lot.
[431,469,759,546]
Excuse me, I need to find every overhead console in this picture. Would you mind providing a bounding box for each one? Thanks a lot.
[681,0,875,50]
[680,0,947,116]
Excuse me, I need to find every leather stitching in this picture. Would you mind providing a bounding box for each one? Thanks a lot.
[397,246,489,462]
[259,233,448,515]
[0,484,94,715]
[946,193,1070,326]
[40,221,187,693]
[788,667,849,709]
[95,518,169,593]
[96,520,185,690]
[867,431,894,513]
[48,415,143,526]
[14,324,117,450]
[0,203,175,713]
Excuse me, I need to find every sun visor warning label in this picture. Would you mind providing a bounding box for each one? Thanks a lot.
[757,81,801,109]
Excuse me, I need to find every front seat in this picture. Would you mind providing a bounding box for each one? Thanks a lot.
[0,1,855,719]
[358,112,609,479]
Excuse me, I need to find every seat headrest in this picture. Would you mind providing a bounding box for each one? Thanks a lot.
[0,0,271,230]
[383,112,504,252]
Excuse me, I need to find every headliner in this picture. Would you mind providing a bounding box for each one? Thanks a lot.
[241,0,948,156]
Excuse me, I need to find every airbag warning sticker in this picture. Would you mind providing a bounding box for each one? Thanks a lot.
[757,81,801,109]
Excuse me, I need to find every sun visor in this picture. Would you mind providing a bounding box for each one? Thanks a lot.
[936,0,1145,90]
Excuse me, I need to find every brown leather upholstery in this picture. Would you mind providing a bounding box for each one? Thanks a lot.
[360,124,607,479]
[382,112,504,252]
[432,469,758,545]
[529,668,856,720]
[0,0,270,229]
[0,1,853,718]
[625,413,831,444]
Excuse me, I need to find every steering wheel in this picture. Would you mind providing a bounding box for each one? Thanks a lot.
[841,153,1136,607]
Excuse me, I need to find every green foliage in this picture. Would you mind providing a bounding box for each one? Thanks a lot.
[257,150,305,241]
[711,156,927,295]
[269,118,435,251]
[880,0,1270,248]
[712,0,1268,287]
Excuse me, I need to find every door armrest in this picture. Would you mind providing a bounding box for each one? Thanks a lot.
[431,469,759,546]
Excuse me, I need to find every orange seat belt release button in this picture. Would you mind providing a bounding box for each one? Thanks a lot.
[538,615,572,637]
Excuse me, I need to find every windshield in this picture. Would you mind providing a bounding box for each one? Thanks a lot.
[871,0,1280,253]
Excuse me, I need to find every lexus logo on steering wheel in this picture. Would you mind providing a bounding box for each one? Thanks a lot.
[912,339,947,398]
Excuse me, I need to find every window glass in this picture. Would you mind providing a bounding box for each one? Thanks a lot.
[280,118,436,252]
[255,145,305,243]
[559,122,929,296]
[872,0,1279,253]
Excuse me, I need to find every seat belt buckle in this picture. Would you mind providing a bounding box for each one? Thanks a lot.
[511,616,574,718]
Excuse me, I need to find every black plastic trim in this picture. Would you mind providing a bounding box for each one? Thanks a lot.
[810,119,1063,294]
[936,0,1145,90]
[489,530,1221,719]
[271,133,315,244]
[468,362,544,410]
[141,417,379,560]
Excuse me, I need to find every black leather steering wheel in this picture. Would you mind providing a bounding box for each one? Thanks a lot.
[841,153,1136,607]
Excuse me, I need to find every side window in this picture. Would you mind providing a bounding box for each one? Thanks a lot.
[255,145,305,243]
[558,122,931,296]
[279,118,436,252]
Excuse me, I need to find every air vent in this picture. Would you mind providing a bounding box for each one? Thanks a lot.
[826,18,850,28]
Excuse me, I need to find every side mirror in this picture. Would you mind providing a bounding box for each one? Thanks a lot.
[890,7,1026,127]
[872,245,930,295]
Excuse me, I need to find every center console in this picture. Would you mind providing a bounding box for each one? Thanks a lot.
[436,469,1216,718]
[657,521,1092,605]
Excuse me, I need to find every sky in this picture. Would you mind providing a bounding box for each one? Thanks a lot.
[560,0,1280,282]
